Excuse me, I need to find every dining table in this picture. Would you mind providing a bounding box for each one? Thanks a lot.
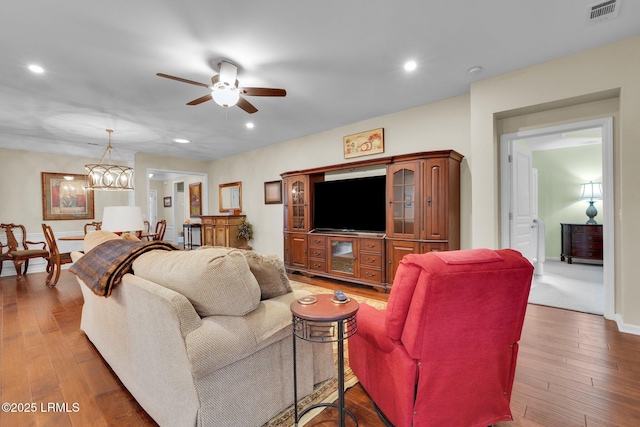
[59,231,158,241]
[54,232,159,284]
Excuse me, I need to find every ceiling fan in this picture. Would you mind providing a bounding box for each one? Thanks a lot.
[157,61,286,114]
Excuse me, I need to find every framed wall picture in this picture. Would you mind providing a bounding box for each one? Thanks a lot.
[163,196,172,208]
[264,180,283,204]
[189,182,202,217]
[41,172,95,220]
[343,128,384,159]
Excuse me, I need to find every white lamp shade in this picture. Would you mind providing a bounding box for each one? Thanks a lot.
[101,206,144,232]
[579,181,603,201]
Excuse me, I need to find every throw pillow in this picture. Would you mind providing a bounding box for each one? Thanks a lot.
[121,233,141,242]
[239,250,292,299]
[132,247,261,317]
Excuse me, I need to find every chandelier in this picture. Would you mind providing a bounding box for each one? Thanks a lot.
[85,129,134,191]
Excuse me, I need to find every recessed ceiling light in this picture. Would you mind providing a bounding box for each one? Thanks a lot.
[246,122,254,129]
[468,66,483,75]
[404,60,417,72]
[28,64,44,74]
[173,138,191,144]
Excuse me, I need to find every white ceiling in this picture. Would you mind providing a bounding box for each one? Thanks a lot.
[1,1,638,162]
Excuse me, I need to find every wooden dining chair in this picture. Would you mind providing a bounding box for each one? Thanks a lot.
[42,223,72,287]
[139,220,153,240]
[84,221,102,234]
[0,223,50,280]
[153,220,167,241]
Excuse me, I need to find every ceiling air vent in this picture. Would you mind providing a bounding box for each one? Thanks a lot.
[586,0,620,24]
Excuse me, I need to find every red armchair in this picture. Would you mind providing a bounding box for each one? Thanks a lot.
[348,249,533,427]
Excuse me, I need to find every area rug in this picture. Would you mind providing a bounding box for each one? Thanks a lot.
[528,259,603,315]
[263,281,387,427]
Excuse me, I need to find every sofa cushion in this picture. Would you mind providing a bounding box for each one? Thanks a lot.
[187,289,312,375]
[132,248,261,317]
[240,250,292,299]
[84,230,121,252]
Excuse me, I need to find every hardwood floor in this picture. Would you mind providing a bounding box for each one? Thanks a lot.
[2,270,640,426]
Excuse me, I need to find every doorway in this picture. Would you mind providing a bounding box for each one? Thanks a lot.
[148,190,157,227]
[146,168,208,245]
[174,181,185,245]
[500,117,614,319]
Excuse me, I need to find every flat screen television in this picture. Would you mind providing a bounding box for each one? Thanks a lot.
[313,175,386,233]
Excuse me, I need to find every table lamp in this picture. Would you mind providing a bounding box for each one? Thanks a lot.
[579,181,603,224]
[101,206,145,234]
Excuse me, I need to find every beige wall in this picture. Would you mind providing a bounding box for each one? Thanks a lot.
[0,147,129,233]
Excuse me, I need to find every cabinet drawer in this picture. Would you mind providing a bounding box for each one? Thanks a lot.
[571,225,602,235]
[421,242,448,253]
[360,239,383,253]
[360,253,382,268]
[572,249,602,259]
[572,234,603,243]
[309,236,326,248]
[572,241,603,251]
[309,260,326,272]
[359,267,382,283]
[308,247,326,259]
[202,218,214,224]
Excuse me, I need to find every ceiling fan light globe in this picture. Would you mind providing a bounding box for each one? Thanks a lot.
[211,85,240,108]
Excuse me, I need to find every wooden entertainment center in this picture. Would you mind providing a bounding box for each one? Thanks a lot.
[281,150,463,291]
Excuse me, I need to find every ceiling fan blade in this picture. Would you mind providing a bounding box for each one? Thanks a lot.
[241,87,287,97]
[236,96,258,114]
[186,94,212,105]
[157,73,210,88]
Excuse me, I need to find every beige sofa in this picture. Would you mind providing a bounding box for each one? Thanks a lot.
[70,233,334,427]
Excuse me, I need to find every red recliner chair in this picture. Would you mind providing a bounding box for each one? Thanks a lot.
[348,249,534,427]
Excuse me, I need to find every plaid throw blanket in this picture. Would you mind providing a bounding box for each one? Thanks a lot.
[69,239,179,297]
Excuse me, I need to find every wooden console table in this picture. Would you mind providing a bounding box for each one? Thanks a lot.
[199,215,245,248]
[560,223,603,264]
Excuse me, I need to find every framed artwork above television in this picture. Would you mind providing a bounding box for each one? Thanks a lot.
[343,128,384,159]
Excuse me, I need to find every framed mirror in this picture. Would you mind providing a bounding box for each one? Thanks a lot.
[219,181,242,213]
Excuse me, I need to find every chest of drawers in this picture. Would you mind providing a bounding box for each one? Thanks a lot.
[560,223,603,264]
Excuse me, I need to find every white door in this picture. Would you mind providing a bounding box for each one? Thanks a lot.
[148,190,157,228]
[174,182,186,244]
[509,142,535,263]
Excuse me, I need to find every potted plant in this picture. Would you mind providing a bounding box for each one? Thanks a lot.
[237,219,253,249]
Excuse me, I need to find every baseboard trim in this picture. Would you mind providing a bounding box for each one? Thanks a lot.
[615,314,640,336]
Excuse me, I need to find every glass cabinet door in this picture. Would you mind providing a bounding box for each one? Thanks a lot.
[388,162,420,238]
[329,238,356,277]
[291,180,305,230]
